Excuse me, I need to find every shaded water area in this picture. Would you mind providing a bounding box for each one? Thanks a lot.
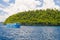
[0,26,60,40]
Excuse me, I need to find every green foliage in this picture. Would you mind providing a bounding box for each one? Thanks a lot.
[4,9,60,26]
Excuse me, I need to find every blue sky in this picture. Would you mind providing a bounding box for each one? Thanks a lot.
[54,0,60,6]
[36,0,44,7]
[0,0,15,7]
[0,10,8,16]
[0,0,60,22]
[0,0,15,22]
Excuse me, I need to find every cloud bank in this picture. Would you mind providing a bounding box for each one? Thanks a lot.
[0,0,60,22]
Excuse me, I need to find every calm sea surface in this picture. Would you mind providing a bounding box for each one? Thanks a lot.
[0,25,60,40]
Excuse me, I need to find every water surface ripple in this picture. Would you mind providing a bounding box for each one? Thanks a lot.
[0,26,60,40]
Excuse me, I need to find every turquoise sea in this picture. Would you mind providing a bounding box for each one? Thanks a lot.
[0,24,60,40]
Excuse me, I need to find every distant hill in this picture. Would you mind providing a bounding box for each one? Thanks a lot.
[4,9,60,26]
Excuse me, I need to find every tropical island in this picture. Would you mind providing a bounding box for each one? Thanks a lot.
[4,9,60,26]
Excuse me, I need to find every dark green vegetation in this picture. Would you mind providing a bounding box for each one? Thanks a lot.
[4,9,60,26]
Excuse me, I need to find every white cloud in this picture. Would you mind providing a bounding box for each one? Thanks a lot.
[37,0,60,9]
[0,16,7,22]
[3,0,9,3]
[3,0,60,15]
[0,0,39,22]
[3,0,39,16]
[0,0,60,22]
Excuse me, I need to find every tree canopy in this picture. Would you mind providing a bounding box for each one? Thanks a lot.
[4,9,60,26]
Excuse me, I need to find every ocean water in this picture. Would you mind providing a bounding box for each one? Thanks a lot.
[0,25,60,40]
